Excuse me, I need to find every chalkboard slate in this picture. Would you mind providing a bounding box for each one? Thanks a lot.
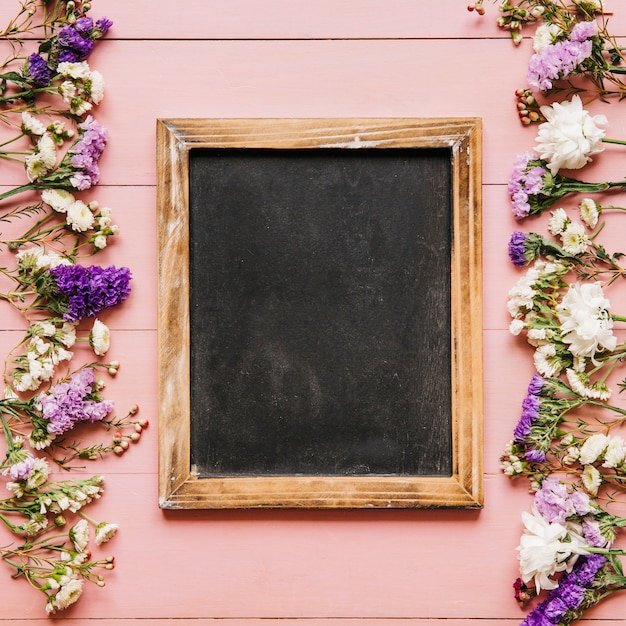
[157,118,483,509]
[189,148,452,477]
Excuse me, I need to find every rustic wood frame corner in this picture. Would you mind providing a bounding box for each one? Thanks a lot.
[157,118,483,509]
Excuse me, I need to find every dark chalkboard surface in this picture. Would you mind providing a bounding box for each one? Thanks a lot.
[189,147,452,477]
[157,117,483,509]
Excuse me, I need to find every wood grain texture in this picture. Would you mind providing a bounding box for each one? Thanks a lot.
[0,0,624,622]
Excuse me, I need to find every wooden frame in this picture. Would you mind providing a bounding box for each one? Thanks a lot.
[157,118,483,509]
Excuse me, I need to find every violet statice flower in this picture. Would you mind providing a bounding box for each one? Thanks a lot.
[8,453,36,480]
[508,152,548,218]
[509,231,528,266]
[527,21,596,93]
[27,53,52,87]
[58,24,95,62]
[48,264,132,323]
[520,554,606,626]
[534,476,591,525]
[40,368,113,436]
[68,116,108,191]
[95,17,114,35]
[513,375,546,442]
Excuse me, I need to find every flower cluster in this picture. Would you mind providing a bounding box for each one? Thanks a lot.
[469,2,626,624]
[0,1,142,615]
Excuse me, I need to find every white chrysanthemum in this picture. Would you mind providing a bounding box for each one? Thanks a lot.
[24,458,50,491]
[557,282,617,363]
[509,319,525,335]
[69,519,90,552]
[59,80,76,101]
[58,323,77,348]
[517,504,589,592]
[582,464,602,495]
[507,271,540,317]
[563,446,580,465]
[70,98,93,116]
[42,189,76,213]
[548,207,569,235]
[95,521,119,545]
[31,321,56,338]
[536,95,607,174]
[46,578,83,614]
[25,133,57,181]
[579,198,600,229]
[533,23,563,53]
[560,221,590,255]
[527,327,554,347]
[602,436,626,469]
[57,61,92,80]
[565,368,611,400]
[89,319,110,356]
[66,200,95,232]
[88,70,105,104]
[579,433,609,465]
[21,111,46,136]
[533,342,562,377]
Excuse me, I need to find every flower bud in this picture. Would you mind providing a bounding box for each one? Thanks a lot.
[129,432,141,442]
[113,445,124,455]
[120,440,129,450]
[129,404,139,415]
[54,515,67,527]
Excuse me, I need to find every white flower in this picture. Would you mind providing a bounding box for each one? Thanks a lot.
[517,505,588,592]
[25,133,57,181]
[57,61,92,80]
[42,189,76,213]
[507,269,540,317]
[560,221,590,255]
[533,342,562,377]
[88,70,105,104]
[509,319,525,335]
[533,23,563,53]
[46,578,83,614]
[89,319,110,356]
[548,207,569,235]
[21,111,46,136]
[582,464,602,495]
[66,200,95,232]
[556,282,617,363]
[603,436,626,469]
[58,323,77,348]
[69,519,90,552]
[535,95,607,174]
[93,234,107,249]
[565,368,611,400]
[579,198,600,229]
[95,521,119,545]
[579,433,609,464]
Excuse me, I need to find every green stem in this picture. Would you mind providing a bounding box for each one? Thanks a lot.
[601,137,626,146]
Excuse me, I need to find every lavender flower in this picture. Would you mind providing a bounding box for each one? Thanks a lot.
[527,22,597,93]
[68,116,108,190]
[58,25,95,63]
[513,375,546,443]
[509,231,528,266]
[534,476,591,525]
[520,554,606,626]
[508,151,626,218]
[47,264,131,323]
[39,368,113,436]
[508,152,549,218]
[27,54,52,87]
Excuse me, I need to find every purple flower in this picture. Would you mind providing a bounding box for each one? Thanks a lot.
[521,555,606,626]
[40,368,113,435]
[570,20,599,43]
[48,264,132,322]
[524,448,546,463]
[9,453,36,480]
[508,152,548,218]
[527,374,545,396]
[27,53,52,87]
[534,476,591,525]
[68,116,108,190]
[527,30,594,92]
[95,17,113,35]
[58,24,95,62]
[509,231,528,266]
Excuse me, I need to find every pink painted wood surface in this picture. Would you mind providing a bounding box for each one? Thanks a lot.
[0,0,625,623]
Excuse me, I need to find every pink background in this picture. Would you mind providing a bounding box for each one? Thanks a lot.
[1,0,626,623]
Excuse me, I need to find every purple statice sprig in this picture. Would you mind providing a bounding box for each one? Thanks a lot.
[45,264,131,323]
[56,16,113,64]
[509,151,626,219]
[508,231,583,267]
[520,554,607,626]
[527,21,599,93]
[38,368,112,436]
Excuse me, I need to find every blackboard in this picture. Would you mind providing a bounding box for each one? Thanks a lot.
[157,118,483,508]
[189,148,452,477]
